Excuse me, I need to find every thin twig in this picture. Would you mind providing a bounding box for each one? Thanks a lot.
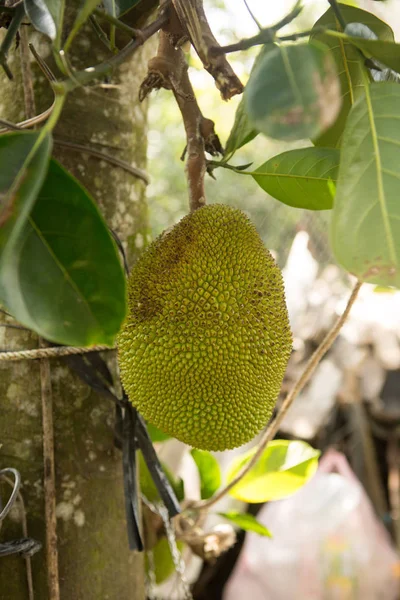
[56,5,170,93]
[53,139,150,185]
[243,0,262,30]
[192,280,362,511]
[210,0,303,56]
[328,0,347,30]
[0,323,28,331]
[19,26,37,121]
[89,15,115,52]
[93,8,145,39]
[0,120,149,183]
[39,339,60,600]
[0,344,114,361]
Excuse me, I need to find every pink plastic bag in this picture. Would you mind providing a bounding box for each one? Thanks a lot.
[224,449,399,600]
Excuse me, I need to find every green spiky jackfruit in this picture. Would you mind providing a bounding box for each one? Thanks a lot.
[118,204,292,451]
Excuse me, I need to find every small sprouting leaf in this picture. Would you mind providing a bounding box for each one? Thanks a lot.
[190,449,221,500]
[0,159,126,346]
[0,132,51,253]
[244,42,341,142]
[24,0,65,43]
[311,5,394,148]
[147,422,171,443]
[226,440,320,503]
[102,0,142,17]
[219,512,272,537]
[224,44,275,159]
[251,147,339,210]
[331,82,400,288]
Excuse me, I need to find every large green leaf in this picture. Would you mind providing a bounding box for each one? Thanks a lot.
[311,5,394,147]
[102,0,142,17]
[219,512,272,537]
[331,82,400,288]
[251,147,339,210]
[224,45,276,159]
[331,33,400,75]
[0,159,126,345]
[226,440,320,503]
[0,132,52,254]
[190,449,221,500]
[244,42,341,142]
[24,0,65,44]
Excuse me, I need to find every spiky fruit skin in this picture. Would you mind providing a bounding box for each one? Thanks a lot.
[118,204,292,451]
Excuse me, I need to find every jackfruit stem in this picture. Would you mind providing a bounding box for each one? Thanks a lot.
[140,3,226,212]
[190,280,362,512]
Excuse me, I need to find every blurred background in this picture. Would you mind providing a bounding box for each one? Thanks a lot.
[144,1,400,599]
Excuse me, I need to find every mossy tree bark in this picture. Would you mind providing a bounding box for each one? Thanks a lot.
[0,4,155,599]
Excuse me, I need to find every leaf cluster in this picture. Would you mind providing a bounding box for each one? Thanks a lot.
[219,3,400,289]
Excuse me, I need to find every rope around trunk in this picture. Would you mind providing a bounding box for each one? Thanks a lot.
[0,344,115,362]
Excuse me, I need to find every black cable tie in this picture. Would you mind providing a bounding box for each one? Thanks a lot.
[122,405,143,551]
[135,412,181,519]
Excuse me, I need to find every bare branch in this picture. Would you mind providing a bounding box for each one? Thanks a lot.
[172,0,243,100]
[140,5,223,212]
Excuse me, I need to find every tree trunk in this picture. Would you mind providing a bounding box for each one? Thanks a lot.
[0,5,154,599]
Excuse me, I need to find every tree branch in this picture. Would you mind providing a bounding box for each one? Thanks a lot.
[209,1,303,56]
[55,4,170,93]
[191,280,363,511]
[172,0,243,100]
[140,5,222,212]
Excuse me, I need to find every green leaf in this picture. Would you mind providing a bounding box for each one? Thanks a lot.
[102,0,142,17]
[224,98,258,161]
[139,452,184,503]
[24,0,65,44]
[224,44,275,159]
[226,440,320,503]
[0,132,52,254]
[190,449,221,500]
[311,5,394,147]
[330,32,400,75]
[244,42,341,142]
[0,159,126,345]
[147,422,171,443]
[251,147,339,210]
[219,512,272,537]
[331,82,400,288]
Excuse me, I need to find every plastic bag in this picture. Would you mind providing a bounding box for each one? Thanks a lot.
[224,449,399,600]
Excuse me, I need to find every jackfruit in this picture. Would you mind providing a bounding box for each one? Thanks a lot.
[118,204,292,451]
